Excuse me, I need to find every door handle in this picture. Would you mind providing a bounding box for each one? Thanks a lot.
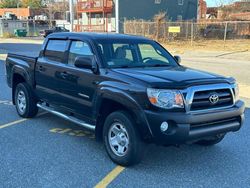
[38,65,44,72]
[60,72,68,79]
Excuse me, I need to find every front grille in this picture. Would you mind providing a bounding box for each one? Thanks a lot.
[190,89,233,111]
[190,117,239,128]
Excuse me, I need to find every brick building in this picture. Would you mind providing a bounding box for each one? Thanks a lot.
[0,7,65,20]
[198,0,207,19]
[217,0,250,21]
[229,12,250,21]
[0,8,32,19]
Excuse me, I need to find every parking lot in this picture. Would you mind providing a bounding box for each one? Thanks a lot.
[0,39,250,188]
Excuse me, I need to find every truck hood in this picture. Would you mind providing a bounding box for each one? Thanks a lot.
[111,66,232,88]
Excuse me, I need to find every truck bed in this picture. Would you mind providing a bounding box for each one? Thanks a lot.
[5,53,38,88]
[8,52,39,59]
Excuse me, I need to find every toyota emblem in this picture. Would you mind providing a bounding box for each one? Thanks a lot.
[209,93,219,104]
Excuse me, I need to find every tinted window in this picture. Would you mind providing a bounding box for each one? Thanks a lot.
[113,44,133,61]
[96,40,177,68]
[45,40,68,63]
[68,41,93,66]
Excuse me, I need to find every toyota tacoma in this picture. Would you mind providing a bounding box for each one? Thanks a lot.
[5,33,245,166]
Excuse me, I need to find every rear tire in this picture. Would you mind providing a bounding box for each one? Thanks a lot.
[14,83,38,118]
[196,134,225,146]
[103,111,145,166]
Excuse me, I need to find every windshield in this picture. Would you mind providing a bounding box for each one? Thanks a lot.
[96,40,178,68]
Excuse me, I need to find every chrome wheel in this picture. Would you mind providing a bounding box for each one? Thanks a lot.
[17,90,26,115]
[108,122,129,157]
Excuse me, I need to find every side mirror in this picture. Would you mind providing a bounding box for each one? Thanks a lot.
[74,56,98,73]
[174,55,181,64]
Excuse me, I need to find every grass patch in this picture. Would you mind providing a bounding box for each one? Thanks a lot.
[1,32,16,38]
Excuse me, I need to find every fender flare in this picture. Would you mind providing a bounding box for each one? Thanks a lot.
[94,86,153,140]
[11,65,29,86]
[10,65,30,104]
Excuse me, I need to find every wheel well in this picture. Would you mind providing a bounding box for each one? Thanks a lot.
[95,98,138,141]
[12,74,25,104]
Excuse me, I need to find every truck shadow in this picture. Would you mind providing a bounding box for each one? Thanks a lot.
[36,106,250,173]
[131,107,250,183]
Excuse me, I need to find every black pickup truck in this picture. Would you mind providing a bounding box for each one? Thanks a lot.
[39,26,69,38]
[5,33,245,166]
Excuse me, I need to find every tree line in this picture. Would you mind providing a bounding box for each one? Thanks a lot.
[0,0,44,8]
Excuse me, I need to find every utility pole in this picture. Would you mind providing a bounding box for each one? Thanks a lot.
[69,0,74,32]
[17,1,21,19]
[115,0,119,33]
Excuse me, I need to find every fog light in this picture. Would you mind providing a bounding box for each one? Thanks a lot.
[160,122,169,132]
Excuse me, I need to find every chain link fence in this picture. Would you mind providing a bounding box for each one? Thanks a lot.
[26,20,57,37]
[124,20,250,42]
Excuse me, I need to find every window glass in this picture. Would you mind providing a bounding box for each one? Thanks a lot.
[45,40,68,62]
[68,41,93,66]
[96,40,176,68]
[178,0,184,5]
[139,44,169,63]
[155,0,161,4]
[46,40,67,52]
[107,13,112,23]
[177,15,183,21]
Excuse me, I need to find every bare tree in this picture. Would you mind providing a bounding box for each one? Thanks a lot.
[154,12,166,41]
[43,0,68,28]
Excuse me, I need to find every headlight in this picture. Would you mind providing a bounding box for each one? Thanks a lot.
[147,88,184,109]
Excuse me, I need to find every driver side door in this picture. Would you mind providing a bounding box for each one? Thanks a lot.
[59,40,98,118]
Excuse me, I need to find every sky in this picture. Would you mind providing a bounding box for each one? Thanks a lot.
[206,0,238,7]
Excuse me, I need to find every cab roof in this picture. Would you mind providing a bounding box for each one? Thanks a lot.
[47,32,150,41]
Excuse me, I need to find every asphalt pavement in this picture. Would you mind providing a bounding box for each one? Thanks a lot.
[0,40,250,188]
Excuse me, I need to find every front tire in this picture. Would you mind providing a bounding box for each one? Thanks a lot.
[14,83,38,118]
[196,134,225,146]
[103,111,145,166]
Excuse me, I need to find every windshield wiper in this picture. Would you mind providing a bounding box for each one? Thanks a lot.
[119,65,129,68]
[116,65,145,68]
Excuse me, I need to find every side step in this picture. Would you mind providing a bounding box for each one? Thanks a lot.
[37,103,96,131]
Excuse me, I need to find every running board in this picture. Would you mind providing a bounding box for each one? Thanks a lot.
[37,103,96,131]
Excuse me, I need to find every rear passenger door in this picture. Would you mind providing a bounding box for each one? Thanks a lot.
[59,40,98,118]
[35,39,69,105]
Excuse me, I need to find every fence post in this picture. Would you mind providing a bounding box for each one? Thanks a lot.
[124,21,126,34]
[224,22,228,48]
[148,23,150,37]
[27,21,30,37]
[163,21,167,42]
[166,22,169,41]
[124,18,127,34]
[33,19,36,37]
[191,22,194,46]
[142,20,145,36]
[185,21,188,40]
[134,20,137,35]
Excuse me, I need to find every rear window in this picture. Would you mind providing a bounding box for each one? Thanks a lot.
[45,40,68,63]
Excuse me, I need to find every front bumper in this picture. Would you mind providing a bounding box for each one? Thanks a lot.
[144,100,245,145]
